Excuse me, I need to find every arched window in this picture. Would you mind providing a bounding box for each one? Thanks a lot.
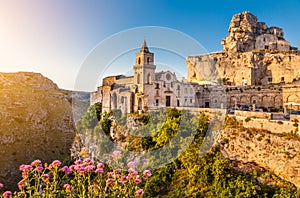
[137,73,141,84]
[147,57,150,63]
[147,73,151,84]
[138,57,141,65]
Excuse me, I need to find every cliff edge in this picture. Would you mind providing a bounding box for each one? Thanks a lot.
[0,72,75,189]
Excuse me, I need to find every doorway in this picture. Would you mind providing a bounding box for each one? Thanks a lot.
[166,96,171,107]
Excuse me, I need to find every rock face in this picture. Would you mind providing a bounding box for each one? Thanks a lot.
[187,11,300,86]
[218,125,300,188]
[222,12,293,53]
[0,72,75,189]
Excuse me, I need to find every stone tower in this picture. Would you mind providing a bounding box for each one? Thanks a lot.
[133,40,156,110]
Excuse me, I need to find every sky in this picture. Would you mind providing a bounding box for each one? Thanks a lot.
[0,0,299,91]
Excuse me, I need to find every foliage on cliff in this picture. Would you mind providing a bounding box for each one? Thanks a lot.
[73,106,300,197]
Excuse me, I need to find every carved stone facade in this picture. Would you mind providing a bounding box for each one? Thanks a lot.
[222,11,294,53]
[92,12,300,112]
[187,11,300,87]
[91,41,227,114]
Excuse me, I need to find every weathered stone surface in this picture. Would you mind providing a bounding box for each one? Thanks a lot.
[0,72,75,189]
[222,12,291,53]
[187,11,300,86]
[218,126,300,188]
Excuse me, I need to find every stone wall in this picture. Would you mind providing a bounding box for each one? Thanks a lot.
[187,50,300,86]
[234,110,271,119]
[232,114,299,135]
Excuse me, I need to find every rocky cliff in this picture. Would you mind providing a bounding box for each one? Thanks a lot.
[187,12,300,86]
[0,72,75,189]
[218,117,300,188]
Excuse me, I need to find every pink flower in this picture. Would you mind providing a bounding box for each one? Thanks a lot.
[107,171,114,177]
[127,161,136,168]
[17,180,26,190]
[113,150,122,158]
[61,166,71,174]
[31,159,42,167]
[97,163,105,169]
[134,179,141,184]
[143,170,152,178]
[69,165,76,171]
[135,189,144,197]
[63,184,72,191]
[128,168,135,173]
[19,164,26,171]
[95,168,104,173]
[74,159,82,165]
[0,183,3,189]
[34,166,43,173]
[119,175,128,184]
[113,168,121,173]
[79,167,87,175]
[86,165,96,172]
[128,168,138,178]
[2,191,12,198]
[19,165,33,172]
[49,160,61,169]
[42,174,50,183]
[106,178,115,186]
[83,158,93,165]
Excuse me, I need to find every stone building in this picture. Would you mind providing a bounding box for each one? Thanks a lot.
[222,11,292,53]
[187,11,300,87]
[91,41,226,114]
[91,12,300,113]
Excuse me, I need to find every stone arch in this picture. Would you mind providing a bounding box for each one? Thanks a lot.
[230,96,237,107]
[130,92,135,113]
[275,96,283,108]
[250,95,260,106]
[286,94,300,103]
[112,93,117,109]
[137,73,141,84]
[195,92,201,107]
[138,98,142,110]
[147,73,151,84]
[240,95,249,106]
[262,95,274,107]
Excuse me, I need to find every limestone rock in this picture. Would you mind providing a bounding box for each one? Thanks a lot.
[218,127,300,188]
[0,72,75,190]
[187,11,300,86]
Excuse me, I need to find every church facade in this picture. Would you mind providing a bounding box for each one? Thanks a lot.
[90,41,226,114]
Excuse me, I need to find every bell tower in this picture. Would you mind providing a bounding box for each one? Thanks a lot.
[133,40,156,92]
[133,40,156,112]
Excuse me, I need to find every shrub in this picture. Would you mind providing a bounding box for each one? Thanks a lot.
[245,117,251,122]
[277,121,283,125]
[293,122,298,127]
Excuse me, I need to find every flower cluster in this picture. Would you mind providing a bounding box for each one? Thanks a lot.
[0,149,152,197]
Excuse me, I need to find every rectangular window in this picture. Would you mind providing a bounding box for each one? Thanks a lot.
[156,99,159,106]
[268,77,272,83]
[190,99,193,103]
[281,77,285,82]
